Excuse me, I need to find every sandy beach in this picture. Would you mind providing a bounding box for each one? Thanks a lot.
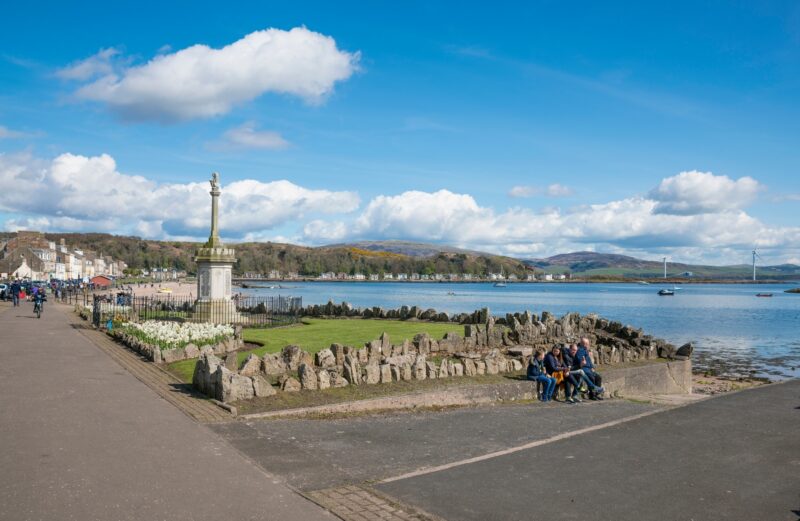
[123,281,196,298]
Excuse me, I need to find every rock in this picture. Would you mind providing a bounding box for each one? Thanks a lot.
[390,365,402,382]
[239,353,262,377]
[298,363,318,390]
[380,364,393,384]
[192,351,222,396]
[329,343,345,366]
[329,371,349,388]
[484,357,498,375]
[151,347,162,364]
[315,348,337,369]
[510,359,523,371]
[452,362,464,377]
[218,369,255,403]
[364,364,381,385]
[356,347,369,365]
[476,360,486,375]
[401,363,413,381]
[367,340,382,364]
[252,375,276,397]
[262,353,287,375]
[184,343,199,359]
[281,345,309,372]
[676,342,694,359]
[279,375,301,392]
[412,355,427,380]
[507,346,533,358]
[439,359,449,379]
[463,358,476,376]
[343,354,362,385]
[224,352,238,371]
[163,347,186,364]
[426,361,438,379]
[317,369,331,390]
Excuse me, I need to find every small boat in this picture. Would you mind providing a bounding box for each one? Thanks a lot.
[493,282,507,288]
[672,285,682,291]
[637,281,650,285]
[756,293,773,297]
[658,289,675,296]
[446,291,456,296]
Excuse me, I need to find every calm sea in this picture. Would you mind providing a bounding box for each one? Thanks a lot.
[241,282,800,379]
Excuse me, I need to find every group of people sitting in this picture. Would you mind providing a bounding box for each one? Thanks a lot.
[527,336,604,404]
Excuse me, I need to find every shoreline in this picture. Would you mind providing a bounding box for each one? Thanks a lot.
[234,279,799,285]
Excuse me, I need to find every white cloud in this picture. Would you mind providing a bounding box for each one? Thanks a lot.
[0,125,32,139]
[0,150,359,239]
[508,183,573,198]
[220,122,289,150]
[69,27,360,122]
[649,170,762,215]
[303,220,348,242]
[56,48,120,80]
[546,183,573,197]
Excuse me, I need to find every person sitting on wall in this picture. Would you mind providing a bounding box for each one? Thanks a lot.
[527,349,556,402]
[577,337,604,400]
[544,345,580,404]
[565,343,605,400]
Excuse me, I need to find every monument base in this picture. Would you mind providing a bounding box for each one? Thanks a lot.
[193,299,240,325]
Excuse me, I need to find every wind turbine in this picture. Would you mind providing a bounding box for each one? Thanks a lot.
[663,257,667,279]
[752,249,761,282]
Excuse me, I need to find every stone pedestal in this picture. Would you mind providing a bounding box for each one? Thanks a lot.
[193,172,238,324]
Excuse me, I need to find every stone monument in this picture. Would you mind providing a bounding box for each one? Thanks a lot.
[194,172,238,323]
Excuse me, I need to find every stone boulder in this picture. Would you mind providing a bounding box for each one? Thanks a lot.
[216,367,255,403]
[315,348,337,369]
[463,358,476,376]
[412,355,427,380]
[298,363,318,390]
[262,353,287,376]
[239,353,262,377]
[380,364,393,384]
[282,345,313,371]
[279,375,301,393]
[184,343,199,359]
[343,354,362,385]
[252,375,276,397]
[364,364,381,385]
[193,351,222,397]
[675,342,693,359]
[330,371,349,388]
[426,362,438,379]
[318,369,331,390]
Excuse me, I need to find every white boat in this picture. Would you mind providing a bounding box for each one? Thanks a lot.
[637,281,650,285]
[493,282,507,288]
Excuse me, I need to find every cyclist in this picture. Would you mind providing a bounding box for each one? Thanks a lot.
[33,288,46,318]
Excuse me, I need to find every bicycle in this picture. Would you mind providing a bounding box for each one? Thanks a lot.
[33,300,44,319]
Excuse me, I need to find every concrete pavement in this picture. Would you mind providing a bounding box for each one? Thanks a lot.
[0,302,335,521]
[376,379,800,521]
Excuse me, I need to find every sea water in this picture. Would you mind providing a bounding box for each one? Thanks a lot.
[241,282,800,379]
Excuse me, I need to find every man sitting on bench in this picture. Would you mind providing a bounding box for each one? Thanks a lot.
[569,339,604,400]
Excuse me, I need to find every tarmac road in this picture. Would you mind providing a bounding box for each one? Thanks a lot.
[376,379,800,521]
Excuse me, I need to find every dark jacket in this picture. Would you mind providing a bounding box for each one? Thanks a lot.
[563,350,582,371]
[544,352,567,375]
[576,347,594,370]
[527,357,547,379]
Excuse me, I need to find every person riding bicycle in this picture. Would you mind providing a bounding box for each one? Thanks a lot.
[33,289,46,316]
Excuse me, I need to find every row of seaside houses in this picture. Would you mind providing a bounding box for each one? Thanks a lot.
[240,270,570,281]
[0,231,128,281]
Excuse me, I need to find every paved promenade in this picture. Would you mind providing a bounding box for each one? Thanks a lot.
[0,302,334,521]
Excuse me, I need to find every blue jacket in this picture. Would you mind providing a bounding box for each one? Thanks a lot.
[527,357,547,379]
[544,352,567,375]
[576,347,594,370]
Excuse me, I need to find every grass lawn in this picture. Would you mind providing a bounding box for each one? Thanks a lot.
[167,318,464,383]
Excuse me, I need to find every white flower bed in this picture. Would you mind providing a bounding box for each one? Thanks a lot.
[121,320,234,351]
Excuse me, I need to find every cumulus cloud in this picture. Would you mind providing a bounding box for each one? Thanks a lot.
[508,183,573,198]
[67,27,359,122]
[303,220,348,242]
[220,122,290,150]
[649,170,762,215]
[351,185,800,258]
[0,150,359,239]
[56,48,120,80]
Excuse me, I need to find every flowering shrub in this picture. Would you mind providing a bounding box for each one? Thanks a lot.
[120,321,234,351]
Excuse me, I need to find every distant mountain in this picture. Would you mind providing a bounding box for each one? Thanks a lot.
[525,251,800,280]
[329,240,486,258]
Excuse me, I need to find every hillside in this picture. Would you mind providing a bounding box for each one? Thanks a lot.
[526,251,800,280]
[0,233,529,277]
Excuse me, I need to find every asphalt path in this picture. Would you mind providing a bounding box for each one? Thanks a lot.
[376,379,800,521]
[0,302,334,521]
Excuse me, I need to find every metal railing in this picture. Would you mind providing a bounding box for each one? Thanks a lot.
[90,294,302,328]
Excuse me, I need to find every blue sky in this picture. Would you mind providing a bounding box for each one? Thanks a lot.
[1,1,798,264]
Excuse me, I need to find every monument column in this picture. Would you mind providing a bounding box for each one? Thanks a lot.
[194,172,237,324]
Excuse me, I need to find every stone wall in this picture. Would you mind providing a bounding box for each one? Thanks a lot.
[108,329,243,363]
[193,307,692,403]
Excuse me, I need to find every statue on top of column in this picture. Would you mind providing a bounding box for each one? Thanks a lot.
[210,172,220,190]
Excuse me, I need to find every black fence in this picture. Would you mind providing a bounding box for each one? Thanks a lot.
[90,294,302,328]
